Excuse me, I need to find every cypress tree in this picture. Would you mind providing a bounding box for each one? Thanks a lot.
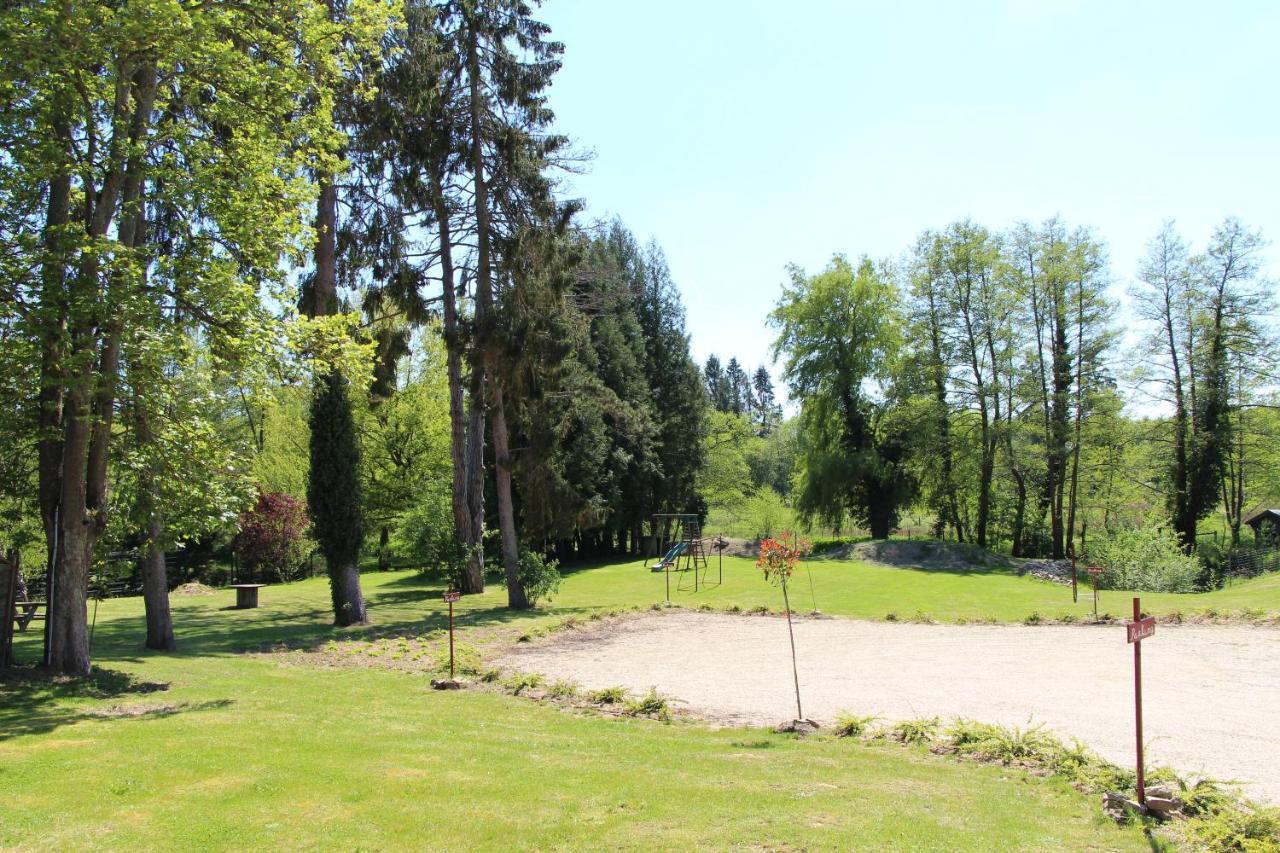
[309,371,368,626]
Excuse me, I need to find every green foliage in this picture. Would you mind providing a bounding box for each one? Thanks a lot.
[1186,804,1280,852]
[742,488,790,540]
[832,713,880,738]
[517,550,562,607]
[589,685,627,705]
[360,338,452,548]
[247,387,312,501]
[502,672,544,695]
[546,679,579,699]
[944,719,1056,764]
[308,371,364,575]
[892,717,940,745]
[623,688,670,720]
[1092,524,1202,592]
[700,411,755,510]
[434,642,483,677]
[392,484,463,577]
[772,256,916,538]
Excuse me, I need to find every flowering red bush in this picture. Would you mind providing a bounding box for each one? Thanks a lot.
[233,491,311,581]
[756,531,812,585]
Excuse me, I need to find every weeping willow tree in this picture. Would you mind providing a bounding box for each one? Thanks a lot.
[770,256,916,539]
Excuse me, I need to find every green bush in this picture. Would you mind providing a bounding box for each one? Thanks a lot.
[623,688,670,720]
[891,717,939,745]
[392,484,464,579]
[517,549,561,606]
[832,713,879,738]
[1187,803,1280,851]
[589,686,627,705]
[1092,524,1201,593]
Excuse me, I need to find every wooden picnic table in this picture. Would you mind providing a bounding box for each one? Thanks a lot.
[229,584,266,609]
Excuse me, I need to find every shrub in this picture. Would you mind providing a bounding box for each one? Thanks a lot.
[392,484,464,579]
[832,713,879,738]
[517,549,561,606]
[892,717,939,745]
[623,689,669,720]
[502,672,543,695]
[546,680,578,699]
[433,642,482,676]
[1196,539,1228,590]
[232,491,311,582]
[1091,524,1201,593]
[1187,803,1280,850]
[589,686,627,705]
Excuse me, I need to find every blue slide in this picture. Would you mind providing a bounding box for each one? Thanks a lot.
[649,541,685,570]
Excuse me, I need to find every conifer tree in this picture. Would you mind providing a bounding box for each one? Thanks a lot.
[309,371,367,626]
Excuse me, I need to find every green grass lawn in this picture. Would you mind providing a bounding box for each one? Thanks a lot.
[15,549,1276,667]
[0,558,1167,851]
[546,551,1280,623]
[4,548,1274,850]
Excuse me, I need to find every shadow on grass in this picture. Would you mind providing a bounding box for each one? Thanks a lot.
[0,667,235,740]
[65,572,614,664]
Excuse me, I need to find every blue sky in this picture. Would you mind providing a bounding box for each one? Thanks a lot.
[539,0,1279,399]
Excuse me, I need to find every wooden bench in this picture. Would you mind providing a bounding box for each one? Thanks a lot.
[229,583,266,609]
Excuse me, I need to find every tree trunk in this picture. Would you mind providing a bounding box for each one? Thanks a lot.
[1065,275,1087,558]
[1009,467,1028,557]
[141,519,174,651]
[490,385,528,609]
[50,394,92,674]
[780,576,803,720]
[466,13,523,608]
[429,169,483,593]
[136,403,175,651]
[464,395,486,584]
[38,132,70,589]
[330,562,367,627]
[309,86,366,620]
[48,62,156,674]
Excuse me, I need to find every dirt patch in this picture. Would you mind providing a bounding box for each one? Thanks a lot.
[498,610,1280,804]
[822,539,1016,571]
[173,582,216,596]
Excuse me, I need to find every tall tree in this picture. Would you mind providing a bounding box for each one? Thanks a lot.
[704,355,727,410]
[905,232,964,541]
[1,1,360,673]
[1134,219,1268,549]
[309,371,366,625]
[771,256,912,538]
[751,365,781,436]
[725,357,750,416]
[937,222,1008,549]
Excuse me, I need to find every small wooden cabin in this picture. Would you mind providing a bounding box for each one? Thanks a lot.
[1244,508,1280,546]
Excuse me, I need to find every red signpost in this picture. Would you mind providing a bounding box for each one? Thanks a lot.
[1126,597,1155,807]
[1087,565,1102,618]
[443,588,461,679]
[1068,544,1078,603]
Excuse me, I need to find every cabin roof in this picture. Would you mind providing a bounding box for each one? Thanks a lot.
[1244,508,1280,528]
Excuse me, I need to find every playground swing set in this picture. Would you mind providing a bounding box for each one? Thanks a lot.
[647,513,727,601]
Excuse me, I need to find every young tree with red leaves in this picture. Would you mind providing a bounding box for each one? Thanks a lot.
[757,532,812,721]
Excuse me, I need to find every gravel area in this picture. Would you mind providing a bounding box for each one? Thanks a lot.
[499,611,1280,803]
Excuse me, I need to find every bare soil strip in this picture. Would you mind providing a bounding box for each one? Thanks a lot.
[499,611,1280,803]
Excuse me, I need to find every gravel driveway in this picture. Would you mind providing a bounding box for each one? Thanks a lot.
[499,611,1280,803]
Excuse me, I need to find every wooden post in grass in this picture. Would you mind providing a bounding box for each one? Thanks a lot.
[1087,565,1101,619]
[1126,596,1155,807]
[1068,543,1078,604]
[444,588,460,679]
